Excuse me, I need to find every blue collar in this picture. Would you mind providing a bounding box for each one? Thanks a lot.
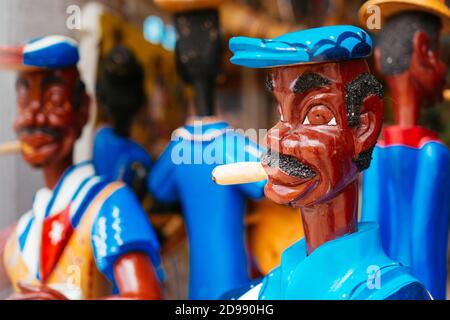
[261,222,400,299]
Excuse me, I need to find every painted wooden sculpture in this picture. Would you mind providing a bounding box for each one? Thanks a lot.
[359,0,450,300]
[216,25,431,300]
[150,0,266,299]
[94,45,153,200]
[0,36,162,300]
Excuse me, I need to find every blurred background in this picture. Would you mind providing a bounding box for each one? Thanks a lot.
[0,0,449,298]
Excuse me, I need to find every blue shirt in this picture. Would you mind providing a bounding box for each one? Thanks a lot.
[232,223,430,300]
[93,126,153,188]
[362,141,450,299]
[148,120,266,299]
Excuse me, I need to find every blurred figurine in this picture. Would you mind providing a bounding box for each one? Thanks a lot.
[0,36,162,300]
[151,0,266,299]
[94,45,152,200]
[359,0,450,299]
[223,25,431,299]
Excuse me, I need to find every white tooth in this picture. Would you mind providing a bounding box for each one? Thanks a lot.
[303,117,311,125]
[327,117,337,126]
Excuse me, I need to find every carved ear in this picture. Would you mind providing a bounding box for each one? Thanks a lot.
[354,95,383,155]
[412,31,434,68]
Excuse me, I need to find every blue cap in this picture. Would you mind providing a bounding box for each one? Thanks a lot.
[229,25,373,68]
[23,35,79,69]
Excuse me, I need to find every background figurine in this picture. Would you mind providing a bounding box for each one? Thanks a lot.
[359,0,450,299]
[0,36,162,300]
[150,0,266,299]
[220,25,431,300]
[94,45,153,200]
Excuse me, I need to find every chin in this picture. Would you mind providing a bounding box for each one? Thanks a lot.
[264,178,318,207]
[22,152,56,169]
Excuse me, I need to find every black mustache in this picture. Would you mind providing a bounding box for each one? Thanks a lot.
[18,127,61,139]
[261,149,317,180]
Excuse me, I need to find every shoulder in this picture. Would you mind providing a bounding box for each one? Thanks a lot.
[90,183,161,282]
[385,281,432,300]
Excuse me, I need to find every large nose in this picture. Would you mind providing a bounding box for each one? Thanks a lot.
[28,97,47,127]
[17,96,47,129]
[266,122,291,154]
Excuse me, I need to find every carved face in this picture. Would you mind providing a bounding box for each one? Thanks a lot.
[13,68,88,168]
[262,60,383,207]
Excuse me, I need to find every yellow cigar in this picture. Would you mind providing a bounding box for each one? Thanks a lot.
[212,162,267,185]
[443,89,450,101]
[0,141,22,155]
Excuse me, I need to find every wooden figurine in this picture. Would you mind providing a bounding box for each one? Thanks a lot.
[94,45,153,200]
[217,25,431,300]
[150,0,266,299]
[359,0,450,299]
[0,36,162,300]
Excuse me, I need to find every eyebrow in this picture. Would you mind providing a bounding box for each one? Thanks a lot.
[293,73,331,94]
[41,74,65,90]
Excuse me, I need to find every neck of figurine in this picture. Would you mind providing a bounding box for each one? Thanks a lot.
[300,180,358,255]
[193,78,215,117]
[43,153,73,190]
[386,73,421,128]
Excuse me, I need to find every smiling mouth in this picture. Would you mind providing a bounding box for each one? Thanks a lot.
[261,149,317,180]
[18,128,61,156]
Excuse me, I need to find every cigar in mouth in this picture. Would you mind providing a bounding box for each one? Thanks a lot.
[212,162,267,185]
[261,149,316,180]
[0,141,21,155]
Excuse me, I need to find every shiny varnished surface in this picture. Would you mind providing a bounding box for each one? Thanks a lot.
[262,60,383,254]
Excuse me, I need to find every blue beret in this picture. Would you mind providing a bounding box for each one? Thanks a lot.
[23,35,79,69]
[229,25,373,68]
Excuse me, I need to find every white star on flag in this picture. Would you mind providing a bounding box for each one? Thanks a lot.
[49,221,64,245]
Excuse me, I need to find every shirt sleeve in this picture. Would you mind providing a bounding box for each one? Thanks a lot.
[147,141,179,203]
[91,185,161,284]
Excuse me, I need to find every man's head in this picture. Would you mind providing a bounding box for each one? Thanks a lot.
[261,60,383,207]
[174,9,222,116]
[14,67,89,168]
[229,25,383,208]
[97,45,146,137]
[376,10,447,105]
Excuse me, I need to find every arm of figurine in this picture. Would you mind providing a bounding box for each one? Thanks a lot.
[0,224,15,290]
[147,141,179,204]
[102,252,162,300]
[7,253,162,300]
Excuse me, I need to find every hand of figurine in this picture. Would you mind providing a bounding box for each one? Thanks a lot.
[6,282,69,300]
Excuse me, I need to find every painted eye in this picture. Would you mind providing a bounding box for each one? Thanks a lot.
[303,105,337,126]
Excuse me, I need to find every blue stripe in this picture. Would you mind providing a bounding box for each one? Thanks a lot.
[71,180,110,229]
[45,161,93,218]
[18,216,34,251]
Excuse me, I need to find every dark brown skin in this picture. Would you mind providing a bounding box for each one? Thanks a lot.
[263,60,383,254]
[375,31,447,127]
[8,68,161,300]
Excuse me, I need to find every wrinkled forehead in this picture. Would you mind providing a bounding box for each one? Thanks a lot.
[269,60,370,91]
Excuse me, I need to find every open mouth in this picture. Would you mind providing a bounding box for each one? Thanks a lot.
[261,149,317,180]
